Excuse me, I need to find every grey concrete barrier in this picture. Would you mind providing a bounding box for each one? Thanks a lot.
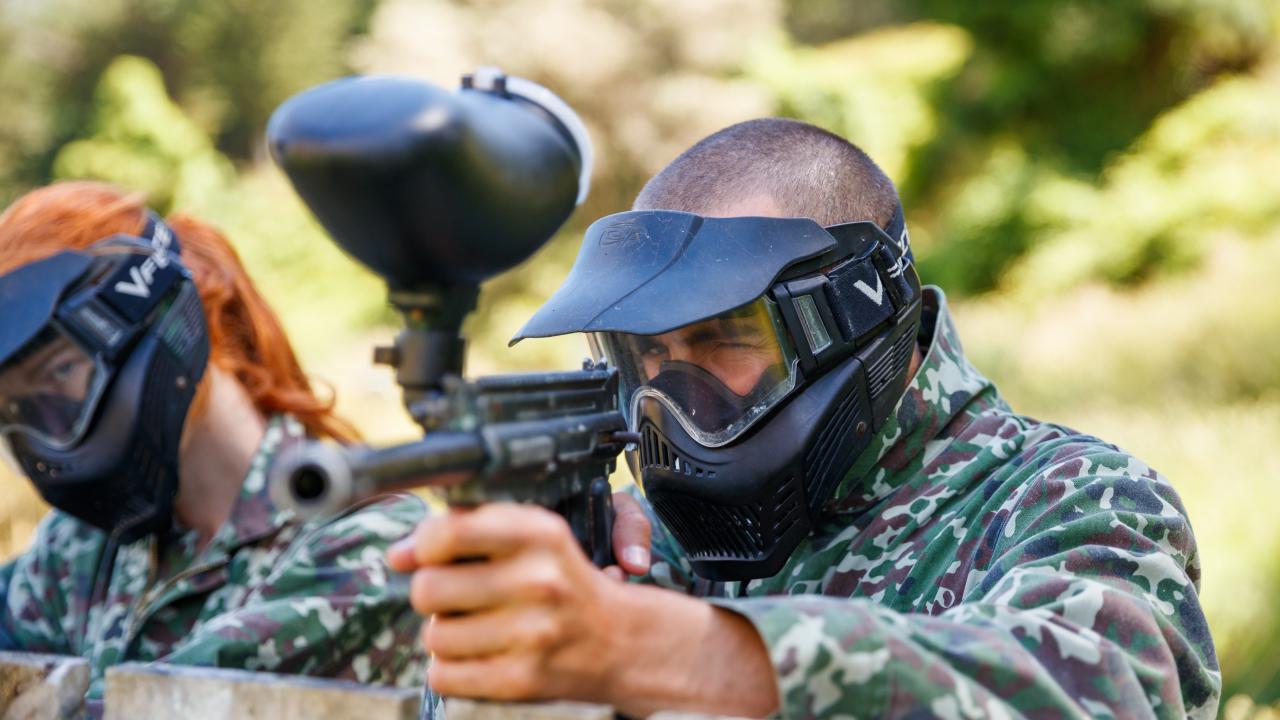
[0,651,89,720]
[444,699,615,720]
[1,653,743,719]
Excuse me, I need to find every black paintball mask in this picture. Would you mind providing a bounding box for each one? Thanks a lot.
[0,214,209,543]
[514,206,922,580]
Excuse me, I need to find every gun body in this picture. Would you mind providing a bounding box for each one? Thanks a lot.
[271,365,628,567]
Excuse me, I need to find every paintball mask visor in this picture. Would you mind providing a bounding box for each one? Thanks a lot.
[0,218,188,450]
[591,297,799,447]
[0,324,109,449]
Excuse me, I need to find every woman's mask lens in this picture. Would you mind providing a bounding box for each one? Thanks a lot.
[0,331,100,445]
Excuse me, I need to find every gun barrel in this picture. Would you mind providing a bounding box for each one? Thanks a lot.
[269,433,486,521]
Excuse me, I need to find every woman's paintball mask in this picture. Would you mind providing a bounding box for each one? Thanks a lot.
[514,207,922,580]
[0,215,209,543]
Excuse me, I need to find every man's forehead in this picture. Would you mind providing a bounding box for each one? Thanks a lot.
[655,311,763,339]
[678,193,787,220]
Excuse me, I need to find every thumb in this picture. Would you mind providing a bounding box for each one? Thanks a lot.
[611,491,652,575]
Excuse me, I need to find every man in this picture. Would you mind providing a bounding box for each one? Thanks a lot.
[388,119,1220,718]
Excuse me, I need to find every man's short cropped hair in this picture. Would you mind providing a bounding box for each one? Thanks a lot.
[634,118,899,227]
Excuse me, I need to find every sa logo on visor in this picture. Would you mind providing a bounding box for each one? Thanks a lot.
[598,220,651,251]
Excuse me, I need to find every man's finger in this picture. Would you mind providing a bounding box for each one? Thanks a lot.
[429,656,546,702]
[409,553,571,615]
[610,492,651,575]
[400,504,573,568]
[425,606,561,659]
[409,560,517,615]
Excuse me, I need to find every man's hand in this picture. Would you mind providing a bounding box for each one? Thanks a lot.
[387,503,617,702]
[386,501,779,717]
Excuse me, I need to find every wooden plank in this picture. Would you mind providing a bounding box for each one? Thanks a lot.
[103,663,421,720]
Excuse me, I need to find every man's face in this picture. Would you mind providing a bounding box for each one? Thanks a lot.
[647,192,790,396]
[609,192,796,399]
[629,309,785,397]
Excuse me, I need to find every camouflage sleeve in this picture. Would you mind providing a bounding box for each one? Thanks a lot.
[158,494,429,688]
[712,449,1220,719]
[0,513,92,654]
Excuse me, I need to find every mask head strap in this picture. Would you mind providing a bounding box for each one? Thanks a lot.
[139,211,184,256]
[879,203,912,267]
[771,203,921,377]
[54,214,190,360]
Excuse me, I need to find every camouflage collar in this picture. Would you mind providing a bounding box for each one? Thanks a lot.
[204,414,306,554]
[99,415,307,643]
[826,286,998,514]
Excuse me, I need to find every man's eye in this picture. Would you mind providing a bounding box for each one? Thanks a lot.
[52,361,78,380]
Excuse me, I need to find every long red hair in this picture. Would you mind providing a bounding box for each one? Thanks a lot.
[0,181,357,442]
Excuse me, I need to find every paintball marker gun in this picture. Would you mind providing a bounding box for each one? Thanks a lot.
[264,69,631,567]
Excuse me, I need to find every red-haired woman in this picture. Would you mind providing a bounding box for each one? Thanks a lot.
[0,181,426,712]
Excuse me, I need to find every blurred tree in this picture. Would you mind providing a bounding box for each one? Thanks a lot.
[1006,69,1280,297]
[53,56,236,213]
[784,0,1278,293]
[787,0,1274,168]
[169,0,379,160]
[0,0,376,204]
[906,0,1277,293]
[350,0,782,372]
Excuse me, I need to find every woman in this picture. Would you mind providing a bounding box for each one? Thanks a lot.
[0,181,427,711]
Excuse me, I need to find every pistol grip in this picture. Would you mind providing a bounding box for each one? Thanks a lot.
[581,477,615,568]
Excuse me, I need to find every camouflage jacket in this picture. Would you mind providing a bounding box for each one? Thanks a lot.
[636,287,1220,719]
[0,416,427,709]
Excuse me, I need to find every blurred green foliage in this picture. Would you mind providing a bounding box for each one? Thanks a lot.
[53,56,235,213]
[1,0,1279,713]
[787,0,1278,294]
[0,0,375,205]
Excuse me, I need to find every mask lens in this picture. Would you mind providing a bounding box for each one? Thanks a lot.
[0,327,106,448]
[594,297,798,447]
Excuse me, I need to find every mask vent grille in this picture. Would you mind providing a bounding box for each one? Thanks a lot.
[803,387,864,507]
[866,327,915,401]
[648,475,804,562]
[651,494,763,560]
[639,426,716,479]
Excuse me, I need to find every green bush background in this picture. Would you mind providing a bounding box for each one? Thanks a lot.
[0,1,1277,714]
